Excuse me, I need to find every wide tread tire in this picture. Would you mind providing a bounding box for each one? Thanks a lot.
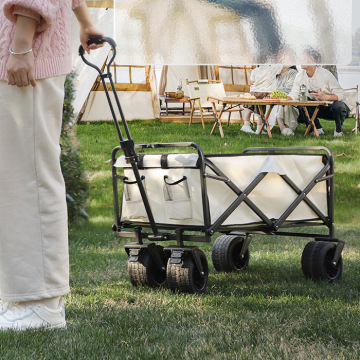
[166,251,208,294]
[212,235,250,272]
[301,241,317,279]
[128,251,167,288]
[310,241,343,282]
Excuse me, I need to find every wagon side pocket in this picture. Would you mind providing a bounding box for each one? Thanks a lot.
[123,176,147,219]
[163,175,192,220]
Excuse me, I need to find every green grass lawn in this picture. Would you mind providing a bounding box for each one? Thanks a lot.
[1,119,359,359]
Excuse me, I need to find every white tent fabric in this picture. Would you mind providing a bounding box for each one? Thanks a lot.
[338,66,360,100]
[215,66,253,95]
[78,64,160,121]
[71,4,114,115]
[80,90,157,121]
[160,66,204,97]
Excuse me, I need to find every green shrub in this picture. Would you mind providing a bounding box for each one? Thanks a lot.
[61,73,89,221]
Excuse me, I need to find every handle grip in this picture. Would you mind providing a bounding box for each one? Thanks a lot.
[87,37,107,46]
[78,36,117,75]
[78,36,116,56]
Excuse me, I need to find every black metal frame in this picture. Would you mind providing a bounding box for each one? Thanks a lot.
[80,38,344,269]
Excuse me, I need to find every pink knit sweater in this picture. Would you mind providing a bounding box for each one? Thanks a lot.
[0,0,84,81]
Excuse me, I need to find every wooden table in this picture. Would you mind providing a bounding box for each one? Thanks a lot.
[159,95,191,115]
[207,96,329,138]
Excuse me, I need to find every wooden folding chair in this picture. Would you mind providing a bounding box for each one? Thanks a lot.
[344,86,360,135]
[186,79,243,130]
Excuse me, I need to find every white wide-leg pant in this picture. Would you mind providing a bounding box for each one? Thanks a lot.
[0,76,70,302]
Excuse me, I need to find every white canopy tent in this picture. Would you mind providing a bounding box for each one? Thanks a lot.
[72,1,160,121]
[71,1,114,116]
[338,67,360,93]
[79,62,160,121]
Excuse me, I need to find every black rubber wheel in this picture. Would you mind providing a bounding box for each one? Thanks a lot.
[166,250,209,294]
[128,250,167,288]
[212,235,250,272]
[301,241,317,279]
[310,241,343,282]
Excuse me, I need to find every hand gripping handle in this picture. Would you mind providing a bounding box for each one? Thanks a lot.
[78,36,117,75]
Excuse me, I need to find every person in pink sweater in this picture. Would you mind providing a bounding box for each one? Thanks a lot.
[0,0,103,330]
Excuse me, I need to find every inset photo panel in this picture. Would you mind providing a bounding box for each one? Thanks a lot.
[114,0,352,65]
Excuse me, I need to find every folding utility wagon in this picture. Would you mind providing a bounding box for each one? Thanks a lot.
[81,38,345,294]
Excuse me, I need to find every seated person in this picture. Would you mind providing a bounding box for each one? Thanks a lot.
[274,66,298,136]
[241,64,283,134]
[288,65,350,136]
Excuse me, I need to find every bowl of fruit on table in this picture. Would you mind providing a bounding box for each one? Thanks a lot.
[264,90,288,100]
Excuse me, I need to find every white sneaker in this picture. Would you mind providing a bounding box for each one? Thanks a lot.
[240,124,255,134]
[0,298,66,331]
[312,128,324,135]
[281,128,295,136]
[334,130,343,137]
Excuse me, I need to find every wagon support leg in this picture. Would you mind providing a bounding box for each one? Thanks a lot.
[239,234,252,259]
[315,238,345,266]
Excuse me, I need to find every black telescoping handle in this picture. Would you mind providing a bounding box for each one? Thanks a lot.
[78,36,132,144]
[79,36,159,235]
